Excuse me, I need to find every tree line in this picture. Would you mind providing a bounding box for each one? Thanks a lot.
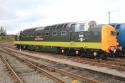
[0,26,15,41]
[0,26,6,36]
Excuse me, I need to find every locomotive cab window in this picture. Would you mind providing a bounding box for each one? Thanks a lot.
[110,31,117,36]
[75,23,84,32]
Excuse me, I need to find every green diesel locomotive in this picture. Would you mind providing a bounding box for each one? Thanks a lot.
[15,21,121,59]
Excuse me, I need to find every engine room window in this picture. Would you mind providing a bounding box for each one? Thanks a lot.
[52,32,57,36]
[60,24,64,28]
[63,24,68,28]
[71,24,75,28]
[61,31,66,36]
[56,25,62,29]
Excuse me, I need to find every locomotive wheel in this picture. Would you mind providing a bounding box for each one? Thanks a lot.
[64,48,74,56]
[65,49,70,56]
[100,53,107,60]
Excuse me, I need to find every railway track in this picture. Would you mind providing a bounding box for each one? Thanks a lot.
[70,57,125,71]
[0,54,24,83]
[0,50,65,83]
[28,48,125,71]
[0,48,101,83]
[1,42,125,71]
[17,49,125,71]
[0,55,14,83]
[1,47,125,83]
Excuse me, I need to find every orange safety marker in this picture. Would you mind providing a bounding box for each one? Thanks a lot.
[71,80,77,83]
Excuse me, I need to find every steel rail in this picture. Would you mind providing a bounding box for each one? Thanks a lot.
[3,47,125,81]
[0,54,24,83]
[25,58,101,83]
[24,59,65,83]
[6,47,125,72]
[0,49,65,83]
[2,48,101,83]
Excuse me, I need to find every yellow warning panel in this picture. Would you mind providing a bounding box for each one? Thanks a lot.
[14,41,101,49]
[71,80,77,83]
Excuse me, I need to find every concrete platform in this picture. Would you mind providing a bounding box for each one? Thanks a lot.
[7,48,125,79]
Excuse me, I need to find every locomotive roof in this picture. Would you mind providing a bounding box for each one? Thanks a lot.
[89,24,103,32]
[44,23,75,30]
[35,27,44,31]
[22,26,44,32]
[21,21,96,32]
[23,27,36,32]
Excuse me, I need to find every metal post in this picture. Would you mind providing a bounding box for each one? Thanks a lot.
[108,10,119,24]
[19,39,21,52]
[108,11,110,24]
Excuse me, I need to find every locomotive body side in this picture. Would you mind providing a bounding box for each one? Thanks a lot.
[15,22,101,49]
[15,22,120,59]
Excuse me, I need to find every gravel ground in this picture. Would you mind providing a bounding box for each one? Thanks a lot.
[1,42,125,83]
[48,61,125,83]
[8,50,83,83]
[0,52,54,83]
[17,54,125,83]
[0,57,14,83]
[64,67,125,83]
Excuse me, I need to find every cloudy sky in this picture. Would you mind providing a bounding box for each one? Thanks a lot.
[0,0,125,34]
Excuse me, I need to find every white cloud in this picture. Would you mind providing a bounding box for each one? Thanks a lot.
[0,0,125,34]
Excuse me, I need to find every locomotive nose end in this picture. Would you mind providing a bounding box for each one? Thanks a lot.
[108,45,123,57]
[116,44,122,50]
